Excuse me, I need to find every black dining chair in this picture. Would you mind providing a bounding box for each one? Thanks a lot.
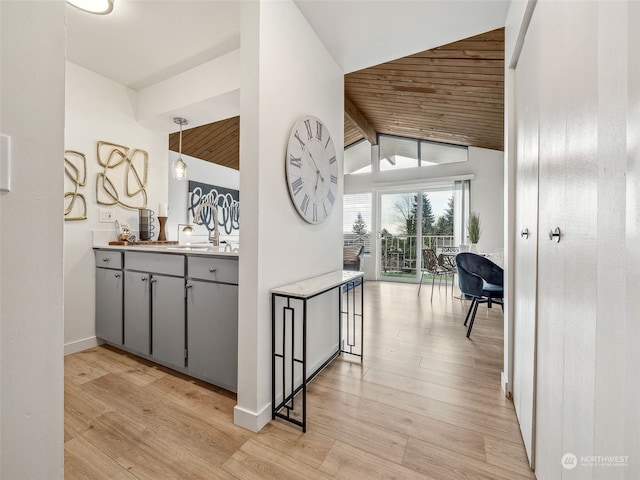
[455,252,504,338]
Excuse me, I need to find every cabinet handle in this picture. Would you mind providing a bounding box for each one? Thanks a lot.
[102,258,109,262]
[150,278,157,284]
[141,276,148,281]
[209,267,216,273]
[114,273,121,278]
[548,227,561,243]
[520,228,529,239]
[185,283,192,289]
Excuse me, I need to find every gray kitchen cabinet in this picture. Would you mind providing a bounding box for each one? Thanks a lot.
[95,250,123,345]
[124,252,186,367]
[124,270,151,355]
[151,274,186,368]
[94,248,238,392]
[186,279,238,391]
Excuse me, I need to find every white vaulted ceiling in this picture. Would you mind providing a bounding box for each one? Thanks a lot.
[66,0,509,90]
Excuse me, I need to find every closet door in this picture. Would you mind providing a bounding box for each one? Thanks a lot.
[533,3,568,479]
[513,14,539,466]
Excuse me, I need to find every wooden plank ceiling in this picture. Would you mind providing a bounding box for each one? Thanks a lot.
[169,116,240,170]
[345,28,505,151]
[169,28,504,169]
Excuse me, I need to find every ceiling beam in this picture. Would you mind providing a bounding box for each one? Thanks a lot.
[345,95,378,145]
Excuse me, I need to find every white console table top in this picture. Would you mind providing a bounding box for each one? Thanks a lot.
[271,270,364,299]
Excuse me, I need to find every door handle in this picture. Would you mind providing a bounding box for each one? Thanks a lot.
[548,227,561,243]
[520,228,529,239]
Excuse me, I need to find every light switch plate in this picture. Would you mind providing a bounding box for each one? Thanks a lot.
[0,134,11,192]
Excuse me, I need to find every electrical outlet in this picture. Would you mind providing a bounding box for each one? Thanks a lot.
[99,208,114,223]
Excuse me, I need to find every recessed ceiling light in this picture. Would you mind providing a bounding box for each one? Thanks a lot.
[67,0,114,15]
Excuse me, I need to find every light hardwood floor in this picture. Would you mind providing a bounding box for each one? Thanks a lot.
[65,281,535,480]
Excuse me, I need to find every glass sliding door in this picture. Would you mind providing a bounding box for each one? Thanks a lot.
[378,188,456,282]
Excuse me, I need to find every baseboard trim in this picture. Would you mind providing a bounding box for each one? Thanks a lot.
[501,371,512,398]
[233,402,271,433]
[64,336,103,355]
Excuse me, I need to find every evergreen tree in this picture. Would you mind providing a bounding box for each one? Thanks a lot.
[420,193,435,234]
[432,196,454,236]
[351,212,368,235]
[442,196,454,235]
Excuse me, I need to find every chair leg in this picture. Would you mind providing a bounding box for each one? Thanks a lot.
[430,273,436,302]
[464,298,476,326]
[466,300,480,338]
[418,272,424,296]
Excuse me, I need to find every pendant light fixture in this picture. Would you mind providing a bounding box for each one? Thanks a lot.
[172,117,188,180]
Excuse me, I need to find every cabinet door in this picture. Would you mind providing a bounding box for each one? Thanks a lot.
[124,271,151,355]
[187,280,238,391]
[95,267,123,345]
[152,275,186,368]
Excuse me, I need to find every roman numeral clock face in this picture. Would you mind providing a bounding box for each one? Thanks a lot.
[285,115,338,224]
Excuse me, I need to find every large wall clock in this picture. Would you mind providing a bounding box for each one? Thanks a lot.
[285,115,338,224]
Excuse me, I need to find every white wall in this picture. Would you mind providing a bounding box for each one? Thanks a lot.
[467,147,504,252]
[64,62,168,353]
[235,0,344,432]
[136,49,241,132]
[0,2,65,478]
[345,145,504,279]
[166,150,240,242]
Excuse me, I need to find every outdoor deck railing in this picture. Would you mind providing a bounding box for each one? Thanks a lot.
[380,234,454,274]
[342,234,455,275]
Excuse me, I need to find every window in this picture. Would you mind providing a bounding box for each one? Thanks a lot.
[343,193,372,253]
[420,141,468,166]
[378,134,468,172]
[379,136,418,171]
[344,139,371,174]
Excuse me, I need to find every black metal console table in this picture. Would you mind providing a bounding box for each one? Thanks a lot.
[271,270,364,432]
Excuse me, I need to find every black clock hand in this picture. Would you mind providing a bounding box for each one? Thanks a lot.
[308,150,325,182]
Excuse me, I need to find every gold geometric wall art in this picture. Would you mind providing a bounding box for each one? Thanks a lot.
[96,140,148,210]
[64,150,87,221]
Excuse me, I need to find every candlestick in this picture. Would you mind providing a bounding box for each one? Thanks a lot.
[157,216,167,241]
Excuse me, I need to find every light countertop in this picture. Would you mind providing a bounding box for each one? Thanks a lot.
[272,270,363,299]
[94,244,239,257]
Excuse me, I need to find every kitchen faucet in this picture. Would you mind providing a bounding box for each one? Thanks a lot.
[193,202,220,247]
